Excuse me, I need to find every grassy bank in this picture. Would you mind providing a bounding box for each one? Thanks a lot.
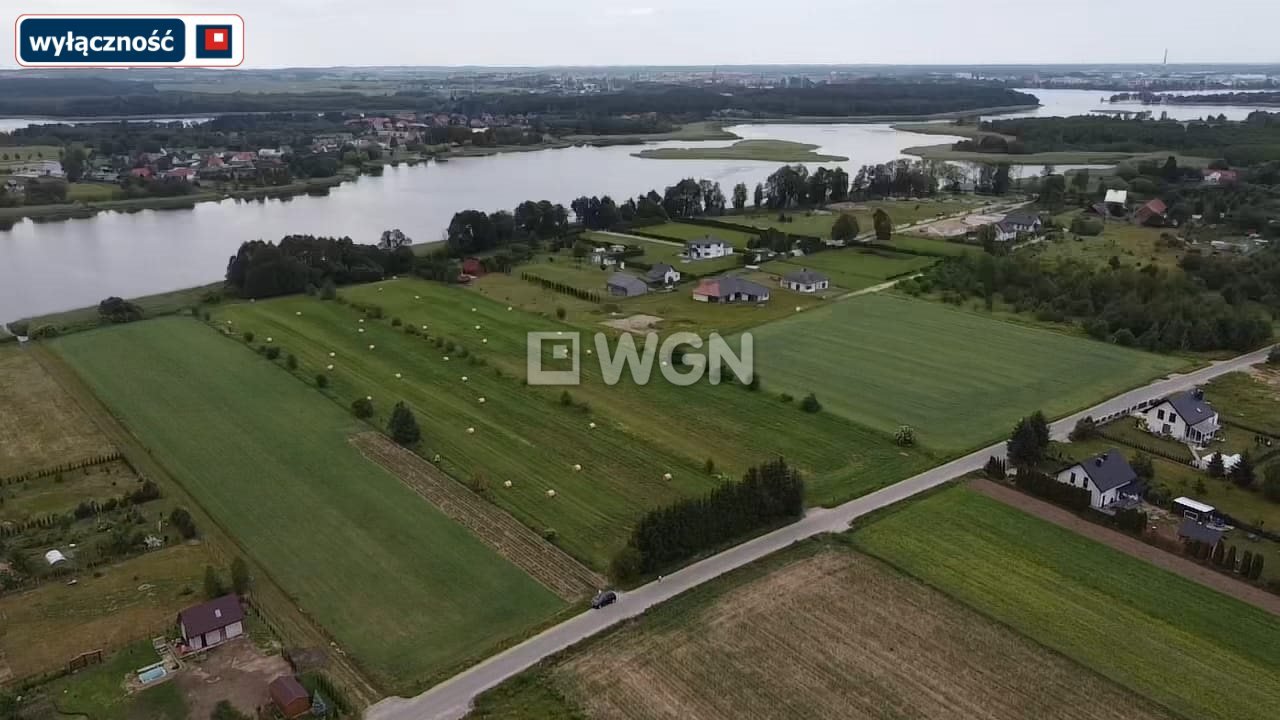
[8,282,224,333]
[903,142,1214,167]
[633,139,848,162]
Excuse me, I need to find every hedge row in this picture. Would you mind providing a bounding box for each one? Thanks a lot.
[1095,429,1195,464]
[0,452,124,486]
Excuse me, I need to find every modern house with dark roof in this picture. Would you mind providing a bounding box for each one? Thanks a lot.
[692,275,771,304]
[1054,449,1141,509]
[605,272,649,297]
[645,263,681,286]
[177,594,244,653]
[780,268,830,293]
[1140,389,1220,446]
[684,236,734,260]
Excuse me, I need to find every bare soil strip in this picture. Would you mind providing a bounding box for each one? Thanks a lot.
[969,478,1280,616]
[28,346,383,707]
[350,433,605,601]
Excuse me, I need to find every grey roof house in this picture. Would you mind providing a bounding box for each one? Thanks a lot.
[1054,449,1141,509]
[645,263,681,286]
[606,272,649,297]
[692,275,771,304]
[1140,389,1220,446]
[780,268,830,293]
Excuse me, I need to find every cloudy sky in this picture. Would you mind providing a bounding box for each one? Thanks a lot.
[4,0,1279,68]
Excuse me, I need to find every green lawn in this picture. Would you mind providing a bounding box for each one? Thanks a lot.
[48,641,186,720]
[1203,370,1280,435]
[1035,216,1186,270]
[852,487,1280,720]
[721,199,981,240]
[243,280,936,517]
[763,248,936,289]
[53,318,564,692]
[640,222,759,248]
[749,294,1191,452]
[632,139,848,162]
[67,182,125,202]
[891,234,979,257]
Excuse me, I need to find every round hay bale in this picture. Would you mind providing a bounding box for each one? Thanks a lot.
[443,356,450,361]
[395,372,402,379]
[546,489,556,498]
[266,337,273,343]
[503,480,512,488]
[482,338,488,344]
[326,364,334,370]
[415,295,421,300]
[368,344,376,350]
[795,306,802,312]
[474,325,481,330]
[329,352,336,357]
[295,311,302,316]
[471,307,477,312]
[662,472,673,481]
[358,328,366,333]
[466,427,476,434]
[359,318,365,323]
[507,306,513,311]
[572,464,582,471]
[366,395,373,401]
[588,422,597,429]
[478,397,487,404]
[461,375,469,382]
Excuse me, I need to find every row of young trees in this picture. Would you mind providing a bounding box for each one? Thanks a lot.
[1193,541,1266,580]
[610,458,805,581]
[906,252,1274,353]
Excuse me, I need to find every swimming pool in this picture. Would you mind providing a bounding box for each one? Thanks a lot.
[137,664,167,684]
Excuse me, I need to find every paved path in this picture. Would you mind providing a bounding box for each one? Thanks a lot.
[364,344,1273,720]
[970,479,1280,616]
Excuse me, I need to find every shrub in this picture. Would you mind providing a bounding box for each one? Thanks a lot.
[391,317,402,327]
[315,373,329,388]
[286,353,298,370]
[984,455,1007,480]
[894,426,915,447]
[98,296,143,323]
[29,324,59,339]
[351,397,374,419]
[704,458,716,475]
[319,279,337,300]
[800,392,821,413]
[242,331,255,343]
[555,306,567,320]
[169,507,197,539]
[264,346,281,360]
[1070,216,1104,236]
[779,393,794,403]
[560,390,573,406]
[203,565,227,599]
[1070,416,1098,441]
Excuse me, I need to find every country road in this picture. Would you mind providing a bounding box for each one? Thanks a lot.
[365,344,1276,720]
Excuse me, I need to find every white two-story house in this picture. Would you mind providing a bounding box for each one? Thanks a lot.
[1140,389,1220,446]
[684,237,734,260]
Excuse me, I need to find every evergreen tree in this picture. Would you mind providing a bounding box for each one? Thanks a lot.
[1211,542,1225,567]
[1007,414,1049,468]
[1249,553,1265,580]
[872,208,893,242]
[352,397,374,419]
[800,393,822,413]
[1207,452,1225,478]
[1225,545,1237,572]
[1240,550,1254,575]
[388,401,422,446]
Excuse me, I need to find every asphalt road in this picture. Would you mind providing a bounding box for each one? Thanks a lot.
[364,344,1274,720]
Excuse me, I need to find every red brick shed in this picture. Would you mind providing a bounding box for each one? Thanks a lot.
[269,675,311,719]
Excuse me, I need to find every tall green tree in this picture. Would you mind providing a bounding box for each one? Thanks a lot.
[204,565,227,599]
[230,557,251,595]
[732,182,748,211]
[388,401,422,446]
[831,213,860,243]
[872,208,893,242]
[1228,452,1255,488]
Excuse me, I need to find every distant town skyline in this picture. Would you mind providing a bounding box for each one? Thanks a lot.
[3,0,1280,69]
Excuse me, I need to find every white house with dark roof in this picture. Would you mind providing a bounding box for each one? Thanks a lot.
[178,594,244,653]
[684,237,733,260]
[645,263,681,286]
[1140,389,1220,446]
[1054,449,1142,509]
[780,268,830,293]
[1001,211,1043,235]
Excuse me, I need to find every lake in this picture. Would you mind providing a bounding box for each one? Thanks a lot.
[2,89,1277,322]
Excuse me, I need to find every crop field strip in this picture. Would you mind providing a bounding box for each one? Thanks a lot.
[853,487,1280,720]
[749,293,1190,451]
[51,321,564,694]
[474,543,1177,720]
[351,432,605,600]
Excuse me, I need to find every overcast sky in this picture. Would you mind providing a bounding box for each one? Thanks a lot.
[5,0,1280,68]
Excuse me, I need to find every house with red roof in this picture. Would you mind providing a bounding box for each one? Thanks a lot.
[692,275,771,304]
[1134,198,1169,226]
[129,167,153,179]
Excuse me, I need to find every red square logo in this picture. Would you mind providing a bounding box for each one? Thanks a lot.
[203,28,229,51]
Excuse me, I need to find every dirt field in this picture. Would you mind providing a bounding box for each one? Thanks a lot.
[552,549,1174,720]
[351,433,604,601]
[601,314,663,333]
[0,345,114,477]
[176,638,291,720]
[969,479,1280,616]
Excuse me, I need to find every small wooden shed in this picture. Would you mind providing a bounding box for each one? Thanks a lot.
[269,675,311,719]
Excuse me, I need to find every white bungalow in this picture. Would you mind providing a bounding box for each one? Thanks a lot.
[1140,389,1220,446]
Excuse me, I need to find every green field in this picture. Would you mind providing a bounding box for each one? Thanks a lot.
[763,248,936,289]
[53,318,563,692]
[750,294,1190,451]
[581,233,742,276]
[852,487,1280,720]
[66,182,125,202]
[222,280,936,525]
[891,234,978,256]
[632,139,848,162]
[640,222,759,248]
[722,199,981,239]
[1036,216,1186,270]
[1203,369,1280,435]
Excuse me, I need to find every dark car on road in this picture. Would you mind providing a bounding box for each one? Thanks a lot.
[591,590,617,609]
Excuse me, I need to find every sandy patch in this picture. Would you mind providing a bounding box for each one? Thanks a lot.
[602,314,663,333]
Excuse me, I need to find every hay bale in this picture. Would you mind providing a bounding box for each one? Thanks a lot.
[662,472,673,481]
[461,376,468,382]
[443,356,450,361]
[466,427,476,434]
[572,464,582,471]
[588,422,597,429]
[326,364,334,370]
[478,397,486,404]
[394,372,402,379]
[546,489,556,498]
[503,480,512,488]
[368,344,376,350]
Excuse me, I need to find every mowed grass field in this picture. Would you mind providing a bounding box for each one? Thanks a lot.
[53,318,564,692]
[471,541,1175,720]
[852,487,1280,720]
[0,344,115,476]
[223,280,936,531]
[640,221,758,248]
[763,248,936,290]
[750,293,1190,451]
